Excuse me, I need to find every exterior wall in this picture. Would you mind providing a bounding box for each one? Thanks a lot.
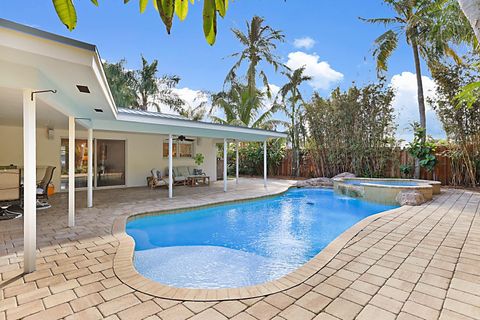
[0,124,217,192]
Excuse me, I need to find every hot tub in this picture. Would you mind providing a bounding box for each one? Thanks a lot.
[332,178,441,205]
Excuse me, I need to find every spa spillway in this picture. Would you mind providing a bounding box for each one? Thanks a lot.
[332,178,441,205]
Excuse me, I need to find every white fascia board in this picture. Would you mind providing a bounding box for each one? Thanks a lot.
[115,113,287,140]
[92,118,284,141]
[91,48,117,118]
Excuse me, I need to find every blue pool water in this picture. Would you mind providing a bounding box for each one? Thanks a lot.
[126,188,397,288]
[344,180,420,186]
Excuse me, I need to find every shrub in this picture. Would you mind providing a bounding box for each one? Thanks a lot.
[304,80,398,178]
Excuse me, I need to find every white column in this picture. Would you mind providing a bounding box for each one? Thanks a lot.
[68,116,75,227]
[23,89,36,273]
[223,138,228,192]
[168,134,173,198]
[235,141,239,185]
[264,140,267,187]
[87,128,93,208]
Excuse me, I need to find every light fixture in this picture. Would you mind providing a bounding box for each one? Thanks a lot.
[76,85,90,93]
[47,127,54,140]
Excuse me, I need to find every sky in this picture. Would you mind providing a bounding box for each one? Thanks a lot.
[0,0,446,141]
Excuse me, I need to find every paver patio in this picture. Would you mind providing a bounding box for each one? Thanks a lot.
[0,179,479,320]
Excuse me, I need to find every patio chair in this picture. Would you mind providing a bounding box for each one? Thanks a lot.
[0,168,21,220]
[172,166,190,185]
[37,166,55,201]
[148,168,168,189]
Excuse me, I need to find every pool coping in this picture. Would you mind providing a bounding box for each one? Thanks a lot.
[111,186,409,301]
[333,177,441,193]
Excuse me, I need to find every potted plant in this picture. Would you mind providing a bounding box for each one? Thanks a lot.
[193,153,205,175]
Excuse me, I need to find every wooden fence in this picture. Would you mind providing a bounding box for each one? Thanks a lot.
[274,147,454,185]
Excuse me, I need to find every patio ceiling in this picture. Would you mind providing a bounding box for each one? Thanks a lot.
[0,18,287,142]
[0,87,84,129]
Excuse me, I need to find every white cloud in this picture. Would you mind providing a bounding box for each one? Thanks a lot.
[390,71,445,141]
[286,52,344,90]
[293,37,316,50]
[172,87,208,108]
[261,83,281,111]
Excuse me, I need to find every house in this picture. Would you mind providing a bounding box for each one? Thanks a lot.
[0,19,286,273]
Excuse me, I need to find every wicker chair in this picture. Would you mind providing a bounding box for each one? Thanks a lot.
[148,168,168,189]
[37,166,55,200]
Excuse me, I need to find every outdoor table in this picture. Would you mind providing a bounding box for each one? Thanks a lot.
[187,175,210,187]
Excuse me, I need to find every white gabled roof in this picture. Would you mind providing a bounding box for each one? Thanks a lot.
[0,19,287,141]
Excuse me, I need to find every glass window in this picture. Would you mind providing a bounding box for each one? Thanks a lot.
[163,142,177,158]
[179,142,194,158]
[96,139,126,187]
[60,139,89,190]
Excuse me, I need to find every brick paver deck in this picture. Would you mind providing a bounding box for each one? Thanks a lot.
[0,179,479,320]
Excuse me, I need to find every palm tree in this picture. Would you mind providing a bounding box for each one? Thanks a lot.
[170,92,209,121]
[278,67,312,177]
[362,0,472,177]
[104,56,185,112]
[177,104,207,121]
[131,56,184,112]
[226,16,285,98]
[210,82,283,129]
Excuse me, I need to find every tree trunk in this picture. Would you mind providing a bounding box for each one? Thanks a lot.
[247,58,258,98]
[412,41,426,131]
[411,40,427,179]
[458,0,480,43]
[294,127,300,177]
[291,127,299,177]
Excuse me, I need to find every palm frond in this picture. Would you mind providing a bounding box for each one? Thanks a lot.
[372,30,399,74]
[359,17,403,25]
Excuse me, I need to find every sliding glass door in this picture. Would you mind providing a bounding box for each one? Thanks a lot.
[96,139,126,187]
[60,138,126,190]
[60,139,89,190]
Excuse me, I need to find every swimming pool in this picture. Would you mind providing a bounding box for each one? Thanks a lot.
[126,188,397,289]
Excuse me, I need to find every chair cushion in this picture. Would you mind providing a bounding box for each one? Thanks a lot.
[174,176,186,182]
[36,188,44,194]
[176,166,190,177]
[192,168,203,175]
[151,168,162,179]
[154,179,167,186]
[173,167,180,177]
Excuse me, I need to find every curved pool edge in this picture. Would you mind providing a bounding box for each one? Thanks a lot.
[111,185,411,301]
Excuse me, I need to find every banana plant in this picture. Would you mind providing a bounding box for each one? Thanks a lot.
[51,0,228,45]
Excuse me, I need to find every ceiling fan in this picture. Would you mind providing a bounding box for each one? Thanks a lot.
[174,135,195,142]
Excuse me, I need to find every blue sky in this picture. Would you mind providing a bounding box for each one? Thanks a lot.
[0,0,445,140]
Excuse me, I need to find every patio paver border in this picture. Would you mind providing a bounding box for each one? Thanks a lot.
[112,186,411,301]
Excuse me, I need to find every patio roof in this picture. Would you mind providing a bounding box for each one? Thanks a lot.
[0,18,287,141]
